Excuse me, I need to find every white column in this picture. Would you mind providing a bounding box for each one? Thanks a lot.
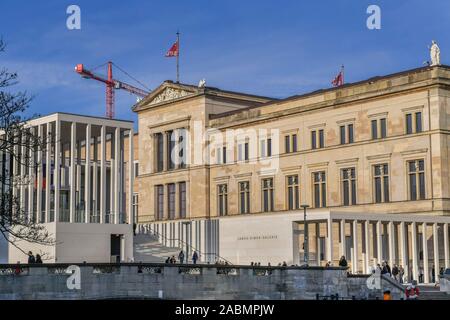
[327,218,333,263]
[54,119,61,222]
[12,133,19,200]
[340,219,346,258]
[444,223,449,269]
[433,223,439,283]
[85,124,91,223]
[20,133,26,216]
[110,158,115,223]
[422,223,429,283]
[92,161,98,221]
[352,220,358,274]
[100,125,106,224]
[400,222,409,281]
[114,127,120,224]
[69,122,76,223]
[45,124,52,222]
[388,221,395,268]
[36,125,43,223]
[412,222,419,282]
[364,220,370,273]
[128,129,134,225]
[376,221,383,263]
[28,127,35,222]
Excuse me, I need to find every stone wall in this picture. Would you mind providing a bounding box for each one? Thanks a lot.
[0,263,404,300]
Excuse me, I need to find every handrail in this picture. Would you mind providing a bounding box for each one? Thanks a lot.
[139,225,234,266]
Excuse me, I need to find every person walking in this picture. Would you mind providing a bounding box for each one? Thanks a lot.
[192,251,198,264]
[399,265,405,283]
[392,264,399,281]
[405,280,420,300]
[178,250,185,264]
[27,251,35,264]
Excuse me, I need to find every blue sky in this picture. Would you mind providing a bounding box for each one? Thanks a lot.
[0,0,449,126]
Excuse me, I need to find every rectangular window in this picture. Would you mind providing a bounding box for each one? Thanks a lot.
[217,184,228,216]
[348,124,354,143]
[178,129,187,168]
[406,113,413,134]
[311,131,317,149]
[179,182,186,218]
[406,112,423,134]
[223,146,227,164]
[341,168,357,206]
[244,142,249,161]
[313,171,326,208]
[238,142,249,161]
[260,140,266,158]
[267,138,272,157]
[155,185,164,220]
[287,175,300,210]
[216,146,227,164]
[167,131,175,170]
[380,118,387,138]
[319,129,324,148]
[132,193,139,223]
[408,160,425,200]
[239,181,250,214]
[262,178,274,212]
[371,120,378,139]
[340,126,346,145]
[156,133,164,172]
[168,183,176,219]
[285,134,298,153]
[373,164,389,203]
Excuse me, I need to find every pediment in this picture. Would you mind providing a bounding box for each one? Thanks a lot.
[149,87,192,105]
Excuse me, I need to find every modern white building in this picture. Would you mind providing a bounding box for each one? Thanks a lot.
[2,113,135,263]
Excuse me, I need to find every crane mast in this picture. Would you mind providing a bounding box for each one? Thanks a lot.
[75,61,149,119]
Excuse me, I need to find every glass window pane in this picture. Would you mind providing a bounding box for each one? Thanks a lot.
[244,143,249,160]
[419,173,425,199]
[380,118,387,138]
[319,129,324,148]
[371,120,378,139]
[292,134,297,152]
[267,139,272,156]
[406,114,413,134]
[321,183,326,207]
[375,177,381,203]
[415,112,422,133]
[340,126,346,144]
[314,185,320,207]
[410,175,417,200]
[343,180,349,206]
[311,131,316,149]
[351,179,357,205]
[383,177,389,202]
[348,124,354,143]
[285,135,290,153]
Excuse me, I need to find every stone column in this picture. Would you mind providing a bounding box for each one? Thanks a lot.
[433,223,439,283]
[388,221,395,268]
[327,218,333,264]
[28,127,35,222]
[128,129,134,225]
[400,222,409,281]
[100,125,106,224]
[422,223,429,283]
[340,219,346,258]
[364,220,370,273]
[110,158,115,223]
[85,124,91,223]
[376,221,383,263]
[20,133,26,216]
[45,124,52,222]
[315,223,320,266]
[70,122,76,223]
[352,220,358,274]
[92,161,98,222]
[444,223,449,269]
[36,125,43,223]
[54,119,61,222]
[411,222,419,282]
[114,127,120,224]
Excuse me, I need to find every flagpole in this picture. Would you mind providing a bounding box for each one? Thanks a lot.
[176,31,180,83]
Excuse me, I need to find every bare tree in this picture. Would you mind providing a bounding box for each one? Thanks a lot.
[0,38,54,256]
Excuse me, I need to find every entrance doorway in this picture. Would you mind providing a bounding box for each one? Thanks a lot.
[110,234,122,263]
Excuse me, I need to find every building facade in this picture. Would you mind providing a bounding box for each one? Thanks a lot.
[134,66,450,283]
[2,113,135,263]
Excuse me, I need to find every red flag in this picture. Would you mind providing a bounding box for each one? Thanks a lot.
[165,40,179,57]
[331,71,343,87]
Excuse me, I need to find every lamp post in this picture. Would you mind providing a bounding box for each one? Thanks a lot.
[301,204,310,265]
[182,221,191,264]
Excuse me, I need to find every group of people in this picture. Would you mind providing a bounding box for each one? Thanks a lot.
[165,250,199,264]
[27,251,43,264]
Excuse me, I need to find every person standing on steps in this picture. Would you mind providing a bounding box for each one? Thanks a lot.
[192,251,198,264]
[178,250,185,264]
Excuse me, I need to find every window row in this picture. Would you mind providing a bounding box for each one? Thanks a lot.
[216,159,426,215]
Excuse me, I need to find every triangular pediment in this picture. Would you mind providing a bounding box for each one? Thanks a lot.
[133,82,198,111]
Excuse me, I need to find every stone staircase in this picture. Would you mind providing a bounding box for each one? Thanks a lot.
[133,233,182,263]
[417,285,450,300]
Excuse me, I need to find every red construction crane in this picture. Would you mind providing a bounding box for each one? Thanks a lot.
[75,61,150,119]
